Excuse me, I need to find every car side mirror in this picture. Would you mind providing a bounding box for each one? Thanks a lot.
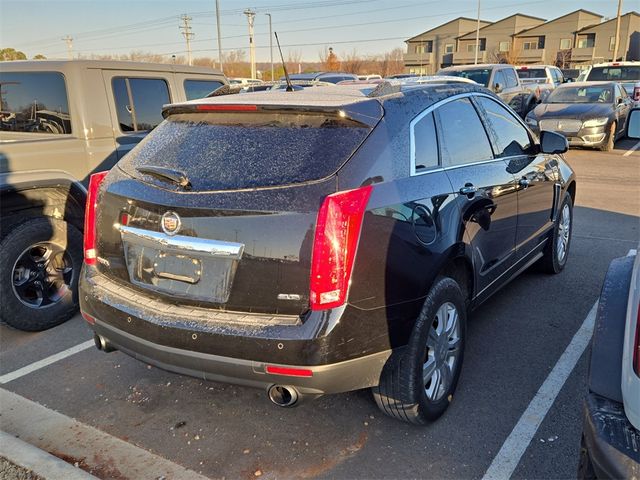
[540,130,568,154]
[616,97,624,105]
[494,83,503,93]
[627,108,640,139]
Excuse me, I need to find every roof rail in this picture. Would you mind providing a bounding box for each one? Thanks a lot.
[367,81,402,98]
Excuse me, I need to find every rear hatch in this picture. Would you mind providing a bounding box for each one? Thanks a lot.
[95,101,381,316]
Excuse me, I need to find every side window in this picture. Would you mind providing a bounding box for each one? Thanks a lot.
[412,111,439,172]
[475,96,536,157]
[112,77,170,132]
[184,80,224,100]
[555,69,564,84]
[0,71,71,134]
[503,68,519,88]
[434,97,493,167]
[618,84,628,99]
[493,70,506,89]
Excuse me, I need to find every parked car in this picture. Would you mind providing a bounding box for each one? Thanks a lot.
[385,73,419,79]
[516,65,566,99]
[562,69,582,82]
[358,74,382,81]
[229,77,263,86]
[581,61,640,104]
[437,64,539,118]
[525,81,632,151]
[0,60,227,331]
[578,250,640,479]
[80,82,575,424]
[279,72,358,84]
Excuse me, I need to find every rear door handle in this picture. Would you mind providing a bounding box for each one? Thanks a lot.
[459,184,478,195]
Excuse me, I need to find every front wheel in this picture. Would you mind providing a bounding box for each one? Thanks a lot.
[538,191,573,274]
[372,276,467,424]
[599,122,616,152]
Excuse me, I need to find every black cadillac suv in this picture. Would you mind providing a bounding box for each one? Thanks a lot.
[80,82,576,424]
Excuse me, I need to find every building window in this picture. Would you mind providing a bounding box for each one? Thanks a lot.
[577,34,595,49]
[499,41,510,52]
[467,43,476,53]
[609,36,616,51]
[415,44,425,54]
[445,43,454,54]
[522,41,537,50]
[560,38,572,50]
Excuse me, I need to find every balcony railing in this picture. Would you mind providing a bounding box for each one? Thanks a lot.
[452,50,487,65]
[571,47,595,61]
[517,48,546,61]
[403,52,435,65]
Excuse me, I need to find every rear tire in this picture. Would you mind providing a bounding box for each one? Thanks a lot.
[599,122,616,152]
[538,191,572,274]
[372,276,467,424]
[0,217,82,331]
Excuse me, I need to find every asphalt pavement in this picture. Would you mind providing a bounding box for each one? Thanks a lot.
[1,140,638,480]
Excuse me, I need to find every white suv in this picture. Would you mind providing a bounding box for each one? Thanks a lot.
[581,61,640,105]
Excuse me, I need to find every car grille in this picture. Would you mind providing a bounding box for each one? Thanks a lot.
[539,119,582,132]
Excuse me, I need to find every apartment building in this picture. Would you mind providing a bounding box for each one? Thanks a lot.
[455,14,545,65]
[404,9,640,72]
[404,17,491,75]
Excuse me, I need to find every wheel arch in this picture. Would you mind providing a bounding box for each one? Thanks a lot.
[437,243,474,306]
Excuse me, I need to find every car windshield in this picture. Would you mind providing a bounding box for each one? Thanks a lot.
[439,69,490,87]
[586,66,640,81]
[545,85,613,104]
[517,68,546,79]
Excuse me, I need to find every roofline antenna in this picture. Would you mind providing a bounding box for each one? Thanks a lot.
[274,32,293,92]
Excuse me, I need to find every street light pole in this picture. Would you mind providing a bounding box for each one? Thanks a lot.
[215,0,223,71]
[244,9,257,79]
[266,13,274,81]
[612,0,623,61]
[474,0,481,65]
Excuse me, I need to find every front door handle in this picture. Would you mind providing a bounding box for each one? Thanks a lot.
[459,184,478,195]
[519,178,531,188]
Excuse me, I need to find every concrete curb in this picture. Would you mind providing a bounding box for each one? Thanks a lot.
[0,431,98,480]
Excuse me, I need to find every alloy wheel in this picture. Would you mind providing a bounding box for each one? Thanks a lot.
[556,203,571,263]
[423,302,461,401]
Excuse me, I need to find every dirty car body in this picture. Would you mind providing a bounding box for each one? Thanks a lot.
[80,82,576,421]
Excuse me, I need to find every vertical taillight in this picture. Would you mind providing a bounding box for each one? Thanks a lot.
[309,186,372,311]
[83,171,109,266]
[633,85,640,102]
[634,300,640,377]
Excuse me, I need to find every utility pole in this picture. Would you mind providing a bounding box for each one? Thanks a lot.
[266,13,274,81]
[62,35,73,60]
[474,0,481,65]
[215,0,223,71]
[244,9,256,79]
[179,14,194,66]
[612,0,623,61]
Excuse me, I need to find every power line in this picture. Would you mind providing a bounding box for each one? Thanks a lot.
[61,35,73,60]
[179,15,195,66]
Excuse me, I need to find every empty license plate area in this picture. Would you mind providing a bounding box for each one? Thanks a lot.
[119,225,244,303]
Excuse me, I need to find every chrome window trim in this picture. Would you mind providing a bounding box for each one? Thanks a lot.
[119,225,244,259]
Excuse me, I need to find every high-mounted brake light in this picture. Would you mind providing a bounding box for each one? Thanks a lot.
[266,365,313,377]
[309,186,372,311]
[633,85,640,102]
[634,300,640,377]
[196,104,258,111]
[83,171,109,266]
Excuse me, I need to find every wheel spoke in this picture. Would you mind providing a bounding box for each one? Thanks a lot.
[423,357,437,384]
[439,364,452,392]
[445,308,458,338]
[427,369,441,400]
[427,326,439,349]
[448,336,461,353]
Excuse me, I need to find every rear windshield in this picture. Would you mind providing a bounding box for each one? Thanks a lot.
[586,66,640,81]
[119,111,371,191]
[545,85,613,104]
[439,69,490,87]
[517,68,546,79]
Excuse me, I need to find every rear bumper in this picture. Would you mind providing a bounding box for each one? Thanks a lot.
[79,267,391,395]
[581,393,640,479]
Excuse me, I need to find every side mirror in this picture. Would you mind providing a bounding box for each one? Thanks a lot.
[540,130,568,154]
[616,97,624,105]
[494,83,503,93]
[627,108,640,139]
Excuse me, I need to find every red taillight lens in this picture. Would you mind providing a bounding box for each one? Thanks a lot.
[81,312,96,325]
[196,104,257,111]
[634,300,640,376]
[265,365,313,377]
[83,171,109,266]
[633,86,640,101]
[309,186,372,311]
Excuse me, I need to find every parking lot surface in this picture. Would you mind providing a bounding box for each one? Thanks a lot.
[1,141,638,479]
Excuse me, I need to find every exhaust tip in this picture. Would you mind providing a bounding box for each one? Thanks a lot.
[93,334,116,353]
[268,385,299,407]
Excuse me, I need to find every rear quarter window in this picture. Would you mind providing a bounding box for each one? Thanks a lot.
[112,77,170,132]
[119,111,372,191]
[184,79,224,100]
[0,71,71,134]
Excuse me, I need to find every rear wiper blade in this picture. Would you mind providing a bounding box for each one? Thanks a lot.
[136,165,192,191]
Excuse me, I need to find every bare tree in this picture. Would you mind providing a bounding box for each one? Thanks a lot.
[489,46,521,65]
[379,47,404,77]
[286,50,303,75]
[341,49,365,74]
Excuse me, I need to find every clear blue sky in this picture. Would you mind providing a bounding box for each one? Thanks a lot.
[0,0,625,62]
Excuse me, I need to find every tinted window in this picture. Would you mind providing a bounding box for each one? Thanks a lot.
[119,112,371,191]
[184,80,224,100]
[546,85,613,104]
[503,68,518,88]
[438,68,491,87]
[413,112,438,171]
[586,66,640,81]
[0,72,71,134]
[475,97,535,157]
[112,77,170,132]
[516,68,546,79]
[434,98,493,167]
[493,70,506,88]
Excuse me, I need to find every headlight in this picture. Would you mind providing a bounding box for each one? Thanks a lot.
[525,115,537,126]
[582,117,609,128]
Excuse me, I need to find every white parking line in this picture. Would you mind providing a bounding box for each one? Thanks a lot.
[623,140,640,156]
[482,300,598,480]
[0,339,94,384]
